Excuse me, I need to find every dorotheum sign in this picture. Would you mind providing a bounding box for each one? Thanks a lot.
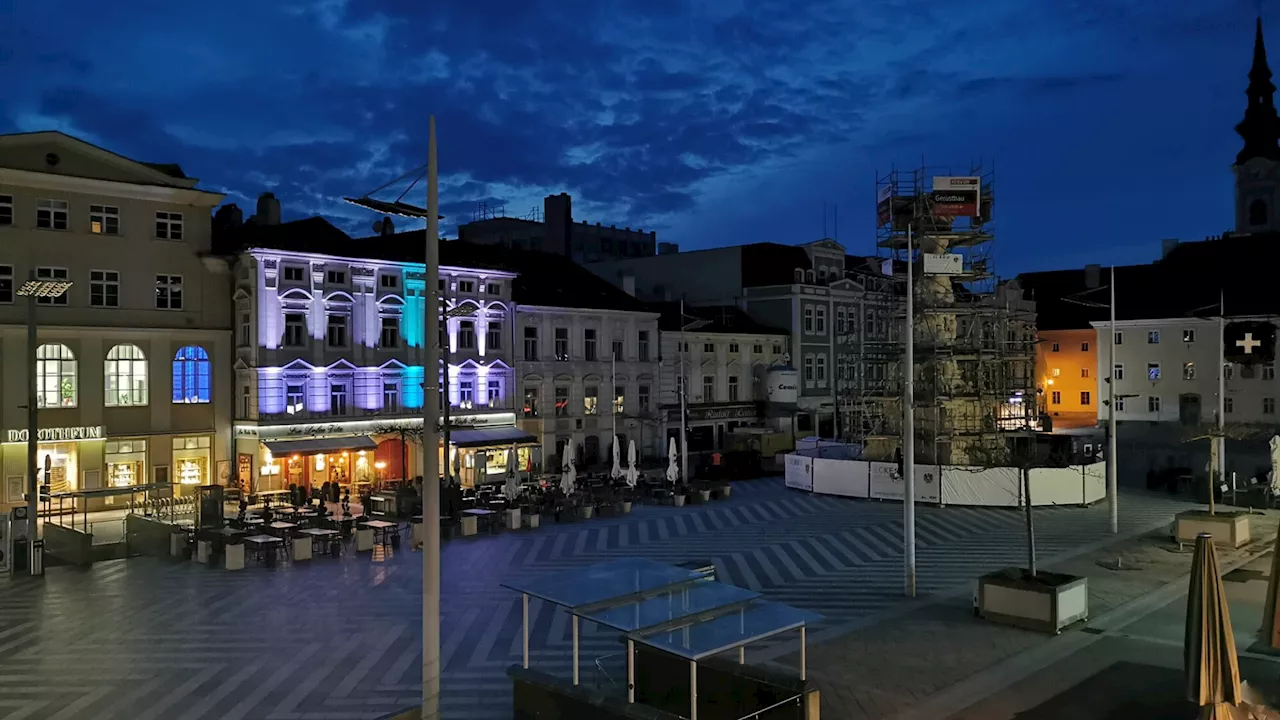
[6,426,104,443]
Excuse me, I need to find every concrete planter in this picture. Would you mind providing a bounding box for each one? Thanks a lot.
[580,505,595,520]
[978,568,1088,634]
[506,508,522,529]
[673,494,686,507]
[1174,510,1251,548]
[292,536,312,561]
[718,484,731,499]
[355,527,375,551]
[620,501,632,514]
[524,512,541,529]
[460,515,479,537]
[224,543,245,571]
[697,489,711,503]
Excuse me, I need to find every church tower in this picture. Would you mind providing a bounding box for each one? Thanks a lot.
[1234,18,1280,232]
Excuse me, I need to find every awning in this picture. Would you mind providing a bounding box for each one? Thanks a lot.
[265,435,378,455]
[449,426,538,448]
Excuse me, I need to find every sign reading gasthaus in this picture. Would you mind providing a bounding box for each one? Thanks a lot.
[6,426,104,443]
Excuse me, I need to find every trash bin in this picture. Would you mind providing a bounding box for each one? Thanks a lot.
[12,539,28,574]
[170,532,187,559]
[30,539,44,576]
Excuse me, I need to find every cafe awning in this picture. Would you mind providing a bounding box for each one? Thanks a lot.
[264,435,378,455]
[449,426,538,448]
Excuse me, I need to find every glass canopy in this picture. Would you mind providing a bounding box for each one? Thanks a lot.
[500,557,701,610]
[575,581,760,633]
[631,601,823,661]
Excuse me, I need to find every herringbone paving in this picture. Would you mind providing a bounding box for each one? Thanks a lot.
[0,478,1194,719]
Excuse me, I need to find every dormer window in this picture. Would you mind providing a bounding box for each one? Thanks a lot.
[794,268,803,283]
[805,270,815,284]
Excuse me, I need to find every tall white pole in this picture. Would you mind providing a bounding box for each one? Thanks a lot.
[612,352,618,453]
[421,115,442,719]
[1218,290,1226,492]
[1107,266,1118,534]
[680,299,690,484]
[904,226,916,598]
[25,276,39,573]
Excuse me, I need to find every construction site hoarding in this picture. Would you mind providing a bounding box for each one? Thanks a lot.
[922,252,964,275]
[931,176,982,217]
[766,366,800,407]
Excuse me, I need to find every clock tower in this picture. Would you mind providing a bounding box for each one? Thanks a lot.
[1234,18,1280,233]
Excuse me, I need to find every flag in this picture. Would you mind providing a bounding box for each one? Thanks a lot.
[1225,321,1277,366]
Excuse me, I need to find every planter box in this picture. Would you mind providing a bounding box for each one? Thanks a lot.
[355,528,376,551]
[292,536,312,561]
[507,508,522,529]
[460,515,479,537]
[224,543,245,571]
[673,495,686,507]
[621,501,632,514]
[719,485,732,499]
[196,540,213,565]
[1174,510,1251,548]
[697,490,711,504]
[411,522,423,548]
[580,505,596,520]
[524,513,541,529]
[978,568,1088,634]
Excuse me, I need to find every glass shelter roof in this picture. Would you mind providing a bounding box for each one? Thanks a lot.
[630,601,823,661]
[500,557,702,609]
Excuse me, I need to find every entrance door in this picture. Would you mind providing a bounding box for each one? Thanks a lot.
[1179,393,1202,426]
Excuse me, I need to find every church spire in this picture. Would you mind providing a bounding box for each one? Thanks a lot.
[1236,17,1280,164]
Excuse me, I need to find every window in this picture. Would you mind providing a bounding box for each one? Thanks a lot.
[384,382,400,413]
[37,267,69,305]
[1183,329,1196,343]
[240,385,251,418]
[37,199,69,230]
[1147,330,1160,344]
[729,343,740,354]
[329,382,348,415]
[1051,342,1060,352]
[89,205,120,235]
[1081,368,1090,378]
[172,346,211,404]
[613,385,625,414]
[327,314,348,348]
[155,211,183,240]
[379,274,398,290]
[837,308,847,333]
[90,270,119,307]
[326,269,346,285]
[283,266,305,282]
[105,343,148,406]
[0,195,11,226]
[815,306,827,334]
[1051,391,1061,404]
[639,331,651,361]
[1147,363,1161,381]
[752,344,763,355]
[1081,342,1090,352]
[1114,364,1125,380]
[804,355,814,381]
[0,265,11,303]
[1226,363,1235,380]
[805,270,815,284]
[773,344,783,355]
[486,283,501,295]
[155,274,183,310]
[1266,398,1277,415]
[702,375,715,402]
[1148,396,1161,413]
[286,384,305,414]
[584,328,597,361]
[487,321,502,350]
[554,328,569,360]
[458,320,476,349]
[1115,397,1126,412]
[524,327,539,361]
[1266,364,1276,381]
[36,343,77,408]
[523,386,540,417]
[638,384,651,412]
[381,316,399,348]
[1224,397,1233,414]
[1183,362,1196,380]
[239,310,251,347]
[284,314,306,347]
[458,280,475,293]
[612,340,624,360]
[486,379,501,405]
[1080,391,1091,406]
[554,386,569,416]
[1114,331,1123,345]
[794,268,804,283]
[584,386,599,415]
[728,375,740,401]
[803,306,814,333]
[816,355,827,383]
[703,343,715,353]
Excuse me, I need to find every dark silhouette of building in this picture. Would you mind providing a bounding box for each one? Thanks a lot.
[457,193,657,263]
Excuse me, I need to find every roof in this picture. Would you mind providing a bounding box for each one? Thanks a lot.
[648,303,788,335]
[0,130,192,182]
[741,243,811,287]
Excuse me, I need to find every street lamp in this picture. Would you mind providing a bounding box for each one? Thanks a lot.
[16,272,72,575]
[676,300,710,485]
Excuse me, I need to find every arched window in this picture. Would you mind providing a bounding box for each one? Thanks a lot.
[172,345,211,404]
[1250,198,1269,227]
[36,343,77,408]
[105,344,148,407]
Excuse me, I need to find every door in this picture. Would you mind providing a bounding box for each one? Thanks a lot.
[1179,393,1202,426]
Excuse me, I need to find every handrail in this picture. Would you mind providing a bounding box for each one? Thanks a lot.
[593,651,623,688]
[733,692,804,720]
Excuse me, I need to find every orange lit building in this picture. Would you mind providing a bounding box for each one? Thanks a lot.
[1035,330,1098,428]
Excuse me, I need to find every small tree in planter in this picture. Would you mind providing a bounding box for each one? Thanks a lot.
[966,437,1089,634]
[1172,425,1254,548]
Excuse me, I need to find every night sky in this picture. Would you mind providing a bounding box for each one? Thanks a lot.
[0,0,1262,275]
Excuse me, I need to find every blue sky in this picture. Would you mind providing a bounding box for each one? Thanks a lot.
[0,0,1261,275]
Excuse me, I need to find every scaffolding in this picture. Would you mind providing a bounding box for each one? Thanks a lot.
[854,163,1037,465]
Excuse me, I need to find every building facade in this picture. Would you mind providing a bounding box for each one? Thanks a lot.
[0,131,231,509]
[459,193,657,263]
[1037,328,1099,430]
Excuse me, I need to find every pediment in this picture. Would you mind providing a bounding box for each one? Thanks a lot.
[0,131,197,188]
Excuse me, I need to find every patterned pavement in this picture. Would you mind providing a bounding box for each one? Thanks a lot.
[0,478,1195,720]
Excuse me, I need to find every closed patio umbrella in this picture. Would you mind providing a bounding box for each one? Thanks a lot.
[1185,532,1242,719]
[626,439,639,489]
[666,437,679,485]
[560,437,576,495]
[503,448,520,502]
[1263,529,1280,650]
[611,437,623,481]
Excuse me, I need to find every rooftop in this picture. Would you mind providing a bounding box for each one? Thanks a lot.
[648,302,788,335]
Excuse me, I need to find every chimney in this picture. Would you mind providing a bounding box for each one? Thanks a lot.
[1161,238,1179,259]
[213,203,243,230]
[544,193,572,256]
[621,274,636,297]
[1084,264,1101,289]
[255,192,281,225]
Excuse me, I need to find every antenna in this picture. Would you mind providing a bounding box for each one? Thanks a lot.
[834,205,839,242]
[823,202,828,238]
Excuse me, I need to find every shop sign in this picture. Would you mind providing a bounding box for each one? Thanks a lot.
[6,426,104,443]
[665,405,758,423]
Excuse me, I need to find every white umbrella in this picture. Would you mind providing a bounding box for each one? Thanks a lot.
[626,439,639,489]
[561,437,577,494]
[1269,436,1280,498]
[451,446,461,486]
[611,437,623,481]
[666,436,679,485]
[504,447,520,501]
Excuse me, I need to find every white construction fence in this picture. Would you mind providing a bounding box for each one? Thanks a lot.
[783,454,1106,507]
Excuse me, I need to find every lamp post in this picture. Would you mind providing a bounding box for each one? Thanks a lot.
[422,115,442,720]
[903,225,915,598]
[677,301,710,484]
[16,271,72,576]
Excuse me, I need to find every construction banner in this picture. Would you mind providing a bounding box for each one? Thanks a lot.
[1224,320,1277,365]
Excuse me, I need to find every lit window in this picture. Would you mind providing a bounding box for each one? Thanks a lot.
[105,343,148,407]
[89,205,120,235]
[172,345,211,404]
[36,343,77,408]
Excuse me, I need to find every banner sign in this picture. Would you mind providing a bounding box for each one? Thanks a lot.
[931,176,981,217]
[784,454,813,491]
[1225,321,1276,366]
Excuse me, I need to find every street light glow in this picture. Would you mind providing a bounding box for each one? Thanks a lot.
[17,281,72,298]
